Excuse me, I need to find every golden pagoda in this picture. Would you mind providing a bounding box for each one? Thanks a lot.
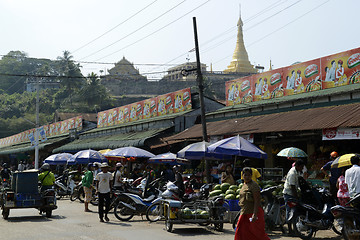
[224,13,257,73]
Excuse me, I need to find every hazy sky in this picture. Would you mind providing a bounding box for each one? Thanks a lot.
[1,0,359,80]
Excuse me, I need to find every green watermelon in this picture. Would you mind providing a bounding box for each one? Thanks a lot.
[200,210,209,219]
[236,194,240,199]
[225,189,236,195]
[236,189,241,195]
[225,194,236,200]
[219,193,225,198]
[238,183,244,189]
[213,184,221,191]
[221,183,231,193]
[229,185,238,191]
[209,190,222,197]
[182,208,192,219]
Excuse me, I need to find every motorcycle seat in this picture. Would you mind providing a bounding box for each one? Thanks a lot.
[143,195,155,202]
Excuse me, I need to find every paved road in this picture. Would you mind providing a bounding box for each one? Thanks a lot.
[0,199,343,240]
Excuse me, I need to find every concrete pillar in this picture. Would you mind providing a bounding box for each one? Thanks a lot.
[307,142,316,159]
[264,144,273,168]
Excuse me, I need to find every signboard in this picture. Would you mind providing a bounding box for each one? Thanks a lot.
[225,47,360,106]
[97,88,192,128]
[323,128,360,140]
[0,116,83,148]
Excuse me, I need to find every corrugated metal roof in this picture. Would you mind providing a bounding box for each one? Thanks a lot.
[0,136,68,155]
[164,103,360,142]
[53,128,169,153]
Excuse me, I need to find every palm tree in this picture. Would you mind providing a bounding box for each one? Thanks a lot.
[56,50,84,104]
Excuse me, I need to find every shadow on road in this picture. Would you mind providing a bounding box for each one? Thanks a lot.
[6,214,66,222]
[170,226,231,236]
[103,221,132,227]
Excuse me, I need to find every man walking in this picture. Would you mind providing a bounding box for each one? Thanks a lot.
[345,154,360,198]
[95,163,113,222]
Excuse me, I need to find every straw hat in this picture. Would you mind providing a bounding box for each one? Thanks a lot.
[100,162,109,168]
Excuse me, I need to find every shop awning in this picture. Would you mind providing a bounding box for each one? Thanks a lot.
[163,102,360,142]
[0,136,68,155]
[53,128,169,153]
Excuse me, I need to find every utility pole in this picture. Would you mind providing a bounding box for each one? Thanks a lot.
[35,77,40,169]
[193,17,210,183]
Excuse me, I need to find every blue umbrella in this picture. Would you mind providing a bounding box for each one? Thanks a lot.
[176,141,213,160]
[71,149,106,164]
[104,146,155,158]
[148,152,189,165]
[44,153,73,165]
[208,135,267,159]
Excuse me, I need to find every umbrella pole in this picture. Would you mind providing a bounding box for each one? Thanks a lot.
[233,156,236,176]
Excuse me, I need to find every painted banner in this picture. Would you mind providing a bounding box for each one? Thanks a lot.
[174,88,192,113]
[97,88,192,128]
[157,92,174,116]
[321,48,360,89]
[129,101,144,122]
[0,116,82,148]
[143,98,157,119]
[323,127,360,140]
[226,47,360,106]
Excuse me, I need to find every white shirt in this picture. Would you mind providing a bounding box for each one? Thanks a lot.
[345,164,360,198]
[283,167,300,196]
[96,172,113,194]
[113,170,122,187]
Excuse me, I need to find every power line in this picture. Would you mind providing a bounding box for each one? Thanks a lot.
[79,0,188,60]
[95,0,212,61]
[213,0,330,65]
[72,0,159,54]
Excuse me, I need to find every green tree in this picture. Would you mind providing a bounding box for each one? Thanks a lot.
[56,50,84,97]
[78,72,112,111]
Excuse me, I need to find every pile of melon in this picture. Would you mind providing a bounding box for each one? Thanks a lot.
[209,183,242,200]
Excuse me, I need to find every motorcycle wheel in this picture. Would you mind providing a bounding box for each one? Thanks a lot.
[46,209,52,218]
[113,200,134,221]
[232,211,241,230]
[78,187,85,203]
[165,220,173,232]
[342,217,359,240]
[292,214,314,240]
[70,190,78,201]
[332,218,343,235]
[279,206,289,234]
[90,190,98,206]
[146,202,162,222]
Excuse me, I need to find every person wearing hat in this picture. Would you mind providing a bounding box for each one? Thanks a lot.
[38,163,55,192]
[113,163,123,191]
[82,163,94,212]
[321,151,341,201]
[95,162,113,222]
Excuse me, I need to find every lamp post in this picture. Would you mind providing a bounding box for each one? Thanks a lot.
[35,77,40,169]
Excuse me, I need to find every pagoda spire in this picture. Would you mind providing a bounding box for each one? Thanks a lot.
[224,7,256,74]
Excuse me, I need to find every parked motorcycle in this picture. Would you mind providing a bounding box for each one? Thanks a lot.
[331,194,360,240]
[146,181,180,222]
[287,188,342,239]
[113,178,163,221]
[54,174,75,199]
